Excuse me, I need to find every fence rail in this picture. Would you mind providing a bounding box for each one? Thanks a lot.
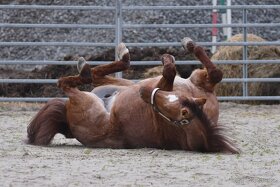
[0,3,279,102]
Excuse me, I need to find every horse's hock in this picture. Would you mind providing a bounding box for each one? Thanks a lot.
[212,34,280,101]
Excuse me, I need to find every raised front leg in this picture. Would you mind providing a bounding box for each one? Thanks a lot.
[181,37,223,84]
[58,43,133,89]
[156,54,177,91]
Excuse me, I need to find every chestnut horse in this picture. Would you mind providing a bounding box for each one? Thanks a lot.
[27,38,239,153]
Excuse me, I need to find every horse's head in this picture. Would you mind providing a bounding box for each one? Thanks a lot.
[139,86,239,153]
[139,86,206,125]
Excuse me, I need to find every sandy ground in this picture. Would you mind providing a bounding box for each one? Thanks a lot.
[0,102,279,187]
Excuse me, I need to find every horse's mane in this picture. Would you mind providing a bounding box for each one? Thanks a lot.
[182,100,239,154]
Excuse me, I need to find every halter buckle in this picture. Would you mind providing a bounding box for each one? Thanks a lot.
[176,119,190,126]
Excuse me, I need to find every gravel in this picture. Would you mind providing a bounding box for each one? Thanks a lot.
[0,102,279,186]
[0,0,279,64]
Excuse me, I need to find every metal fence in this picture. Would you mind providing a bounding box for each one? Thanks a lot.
[0,2,280,102]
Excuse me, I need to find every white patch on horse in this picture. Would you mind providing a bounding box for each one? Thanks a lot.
[166,95,178,102]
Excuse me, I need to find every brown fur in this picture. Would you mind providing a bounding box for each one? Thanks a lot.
[28,42,239,153]
[27,99,73,145]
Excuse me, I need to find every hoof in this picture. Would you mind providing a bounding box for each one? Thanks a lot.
[161,54,175,65]
[57,78,63,88]
[181,37,196,53]
[77,57,87,73]
[116,43,129,60]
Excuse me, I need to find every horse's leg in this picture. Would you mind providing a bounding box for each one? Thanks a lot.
[62,87,123,148]
[58,43,133,88]
[182,38,223,84]
[88,43,133,86]
[155,54,176,91]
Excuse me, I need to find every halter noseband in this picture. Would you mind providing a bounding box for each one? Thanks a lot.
[150,88,190,126]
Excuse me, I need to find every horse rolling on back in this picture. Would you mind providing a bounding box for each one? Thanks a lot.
[27,38,239,153]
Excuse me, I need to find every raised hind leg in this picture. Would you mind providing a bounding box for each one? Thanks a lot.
[155,54,177,91]
[181,38,223,91]
[182,38,223,83]
[62,87,124,148]
[90,43,133,86]
[58,43,133,88]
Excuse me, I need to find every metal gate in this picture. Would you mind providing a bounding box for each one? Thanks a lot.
[0,2,280,102]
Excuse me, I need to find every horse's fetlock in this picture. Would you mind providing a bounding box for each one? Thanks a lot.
[208,68,223,83]
[121,53,130,68]
[79,63,92,81]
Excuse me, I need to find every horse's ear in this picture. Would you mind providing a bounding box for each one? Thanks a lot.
[193,97,207,106]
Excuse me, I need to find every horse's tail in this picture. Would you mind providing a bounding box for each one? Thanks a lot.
[27,98,73,145]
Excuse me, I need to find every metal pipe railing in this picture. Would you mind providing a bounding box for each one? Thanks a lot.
[0,5,115,10]
[1,78,280,84]
[1,60,280,65]
[0,4,279,102]
[1,5,279,10]
[1,23,279,29]
[2,41,278,47]
[0,23,115,29]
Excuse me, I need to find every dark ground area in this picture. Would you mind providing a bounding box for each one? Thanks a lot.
[0,46,203,98]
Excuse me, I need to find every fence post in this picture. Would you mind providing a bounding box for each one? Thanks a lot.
[115,0,123,78]
[211,0,218,53]
[242,8,248,97]
[226,0,232,39]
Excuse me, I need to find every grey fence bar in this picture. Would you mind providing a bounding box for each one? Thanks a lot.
[1,60,280,65]
[0,5,115,10]
[1,5,279,10]
[1,78,280,84]
[0,4,279,102]
[2,23,279,29]
[1,41,279,47]
[0,23,115,29]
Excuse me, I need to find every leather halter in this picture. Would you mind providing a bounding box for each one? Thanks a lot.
[150,88,191,126]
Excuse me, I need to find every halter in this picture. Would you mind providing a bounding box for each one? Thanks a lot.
[150,88,191,126]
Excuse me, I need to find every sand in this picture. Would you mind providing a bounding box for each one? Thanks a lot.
[0,102,279,186]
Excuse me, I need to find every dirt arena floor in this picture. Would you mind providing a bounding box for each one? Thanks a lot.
[0,102,279,186]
